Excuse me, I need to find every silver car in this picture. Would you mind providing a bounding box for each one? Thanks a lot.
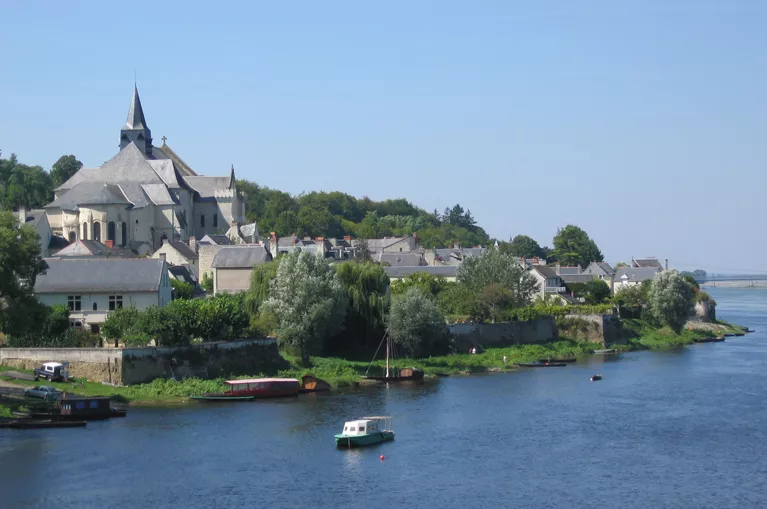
[24,386,61,401]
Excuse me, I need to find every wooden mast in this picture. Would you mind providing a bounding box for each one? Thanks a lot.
[385,332,390,378]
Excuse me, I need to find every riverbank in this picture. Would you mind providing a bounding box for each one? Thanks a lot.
[0,320,749,407]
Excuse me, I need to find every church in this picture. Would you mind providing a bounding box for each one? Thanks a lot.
[44,87,246,255]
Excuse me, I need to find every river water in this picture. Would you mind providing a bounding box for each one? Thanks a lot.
[1,288,766,508]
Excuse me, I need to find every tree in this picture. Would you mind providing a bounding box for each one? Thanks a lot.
[354,238,372,263]
[50,155,83,189]
[457,248,538,309]
[647,270,695,332]
[388,288,449,357]
[584,279,611,304]
[550,225,603,267]
[0,212,47,335]
[501,235,544,259]
[335,261,389,339]
[170,279,195,300]
[200,272,213,293]
[264,251,348,365]
[245,259,281,317]
[390,272,448,297]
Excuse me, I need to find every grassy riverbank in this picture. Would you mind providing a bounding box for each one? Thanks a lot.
[0,320,749,406]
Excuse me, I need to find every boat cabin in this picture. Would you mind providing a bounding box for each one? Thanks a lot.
[58,396,112,418]
[300,374,331,393]
[341,416,392,436]
[224,378,300,398]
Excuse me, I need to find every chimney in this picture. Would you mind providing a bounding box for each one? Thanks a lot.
[316,236,324,241]
[159,253,167,263]
[303,236,312,241]
[18,206,27,224]
[105,240,114,248]
[665,258,668,270]
[188,236,197,253]
[533,256,539,264]
[343,235,351,242]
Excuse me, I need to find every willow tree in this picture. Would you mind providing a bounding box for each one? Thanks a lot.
[264,251,347,365]
[334,261,390,351]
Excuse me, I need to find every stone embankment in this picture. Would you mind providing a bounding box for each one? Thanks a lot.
[0,338,286,386]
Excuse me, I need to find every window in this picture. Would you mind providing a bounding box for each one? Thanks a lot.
[82,222,88,239]
[93,302,98,311]
[68,231,76,243]
[76,402,85,410]
[89,401,98,409]
[68,295,81,311]
[93,221,101,241]
[213,213,218,228]
[200,215,205,227]
[358,426,365,432]
[121,222,127,246]
[109,295,123,311]
[108,221,116,243]
[349,427,356,432]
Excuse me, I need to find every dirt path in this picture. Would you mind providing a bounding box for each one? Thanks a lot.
[0,379,26,397]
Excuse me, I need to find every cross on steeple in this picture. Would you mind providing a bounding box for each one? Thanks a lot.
[161,136,167,145]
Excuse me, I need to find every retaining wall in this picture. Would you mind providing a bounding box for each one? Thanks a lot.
[0,338,284,386]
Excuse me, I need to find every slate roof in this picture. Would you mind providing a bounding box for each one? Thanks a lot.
[199,234,233,246]
[432,247,487,261]
[377,252,425,267]
[384,266,458,278]
[633,258,664,269]
[532,265,560,280]
[277,235,316,247]
[168,265,199,285]
[151,144,198,177]
[183,176,231,199]
[585,261,615,276]
[559,274,595,284]
[141,184,176,206]
[147,159,184,189]
[125,86,148,130]
[48,235,70,251]
[556,266,582,275]
[359,237,413,252]
[212,246,272,268]
[45,183,131,209]
[53,240,137,258]
[615,267,661,282]
[166,241,198,260]
[22,209,47,228]
[35,258,165,293]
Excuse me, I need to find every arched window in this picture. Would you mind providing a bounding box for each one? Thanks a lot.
[121,222,127,246]
[93,302,98,311]
[82,222,88,240]
[93,221,101,241]
[68,231,76,243]
[108,221,116,243]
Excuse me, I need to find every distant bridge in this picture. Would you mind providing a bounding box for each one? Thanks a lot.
[695,274,767,284]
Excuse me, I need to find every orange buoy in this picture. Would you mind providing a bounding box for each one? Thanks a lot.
[380,455,385,461]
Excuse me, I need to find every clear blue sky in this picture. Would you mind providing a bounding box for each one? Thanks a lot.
[2,1,765,273]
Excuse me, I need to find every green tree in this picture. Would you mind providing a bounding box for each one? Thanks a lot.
[0,212,46,335]
[584,279,611,304]
[550,225,604,267]
[647,270,695,332]
[264,251,347,365]
[200,272,213,293]
[171,279,195,300]
[390,272,448,297]
[334,261,390,350]
[50,155,83,189]
[388,288,449,357]
[354,238,372,263]
[457,248,538,309]
[501,235,545,259]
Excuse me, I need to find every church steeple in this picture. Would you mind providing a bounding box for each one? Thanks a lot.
[120,86,153,157]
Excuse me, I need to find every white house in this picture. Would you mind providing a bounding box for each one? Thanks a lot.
[211,245,273,294]
[34,258,172,333]
[529,265,567,299]
[151,238,199,277]
[612,267,661,293]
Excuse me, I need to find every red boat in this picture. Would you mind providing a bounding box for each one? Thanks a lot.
[192,378,301,401]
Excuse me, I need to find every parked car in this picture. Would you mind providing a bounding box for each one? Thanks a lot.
[24,386,62,401]
[34,362,69,382]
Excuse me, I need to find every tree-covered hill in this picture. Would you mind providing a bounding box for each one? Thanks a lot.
[237,180,491,248]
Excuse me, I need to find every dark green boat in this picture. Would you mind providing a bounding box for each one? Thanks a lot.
[335,416,395,448]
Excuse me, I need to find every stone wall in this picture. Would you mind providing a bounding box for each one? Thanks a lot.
[0,338,285,386]
[448,314,624,350]
[448,318,557,351]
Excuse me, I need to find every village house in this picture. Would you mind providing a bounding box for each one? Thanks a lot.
[43,87,246,255]
[553,264,595,285]
[151,238,199,277]
[52,239,137,258]
[384,265,458,282]
[528,265,568,299]
[583,262,616,283]
[377,252,427,267]
[34,257,172,333]
[211,245,273,294]
[632,257,666,270]
[16,207,66,257]
[424,246,487,266]
[357,235,418,255]
[612,266,662,292]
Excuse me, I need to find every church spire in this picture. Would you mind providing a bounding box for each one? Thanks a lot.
[120,86,153,157]
[125,86,148,130]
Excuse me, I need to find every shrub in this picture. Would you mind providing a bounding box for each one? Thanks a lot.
[389,288,450,357]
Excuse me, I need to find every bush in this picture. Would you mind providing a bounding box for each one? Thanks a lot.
[389,288,450,357]
[647,270,695,332]
[171,279,195,300]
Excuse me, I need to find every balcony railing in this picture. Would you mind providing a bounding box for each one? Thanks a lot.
[545,286,567,293]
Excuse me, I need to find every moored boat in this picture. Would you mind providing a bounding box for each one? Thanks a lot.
[590,374,603,381]
[0,419,87,429]
[593,349,616,354]
[537,358,576,363]
[517,362,566,368]
[192,378,301,401]
[335,416,395,448]
[299,374,331,393]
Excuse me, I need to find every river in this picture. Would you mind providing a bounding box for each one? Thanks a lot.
[1,288,766,508]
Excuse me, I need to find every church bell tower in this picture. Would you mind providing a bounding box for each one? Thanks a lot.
[120,86,153,157]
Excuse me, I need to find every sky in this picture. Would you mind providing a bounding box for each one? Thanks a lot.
[1,1,766,273]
